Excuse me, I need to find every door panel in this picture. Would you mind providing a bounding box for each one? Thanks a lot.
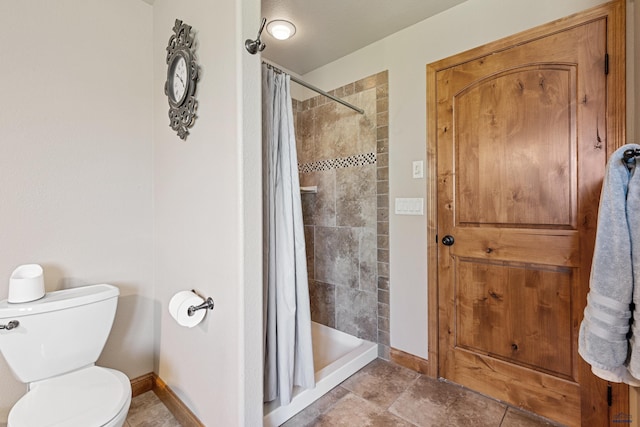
[432,11,623,427]
[455,65,576,228]
[456,260,573,379]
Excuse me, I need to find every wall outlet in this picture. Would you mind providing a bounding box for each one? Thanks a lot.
[412,160,424,179]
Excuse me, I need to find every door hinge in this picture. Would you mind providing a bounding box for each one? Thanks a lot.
[436,234,438,244]
[604,53,609,75]
[607,384,612,406]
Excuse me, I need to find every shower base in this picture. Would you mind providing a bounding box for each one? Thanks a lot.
[263,321,378,427]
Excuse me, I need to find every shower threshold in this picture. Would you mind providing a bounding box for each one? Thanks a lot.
[263,321,378,427]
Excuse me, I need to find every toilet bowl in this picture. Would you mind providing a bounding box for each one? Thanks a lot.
[0,284,132,427]
[8,366,131,427]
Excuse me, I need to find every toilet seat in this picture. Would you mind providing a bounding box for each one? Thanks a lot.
[8,366,131,427]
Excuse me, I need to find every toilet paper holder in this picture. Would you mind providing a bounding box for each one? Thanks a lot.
[0,320,19,330]
[188,290,214,317]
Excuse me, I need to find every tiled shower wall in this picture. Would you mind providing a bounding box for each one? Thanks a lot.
[292,71,390,358]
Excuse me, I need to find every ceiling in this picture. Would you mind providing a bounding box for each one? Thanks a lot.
[261,0,468,75]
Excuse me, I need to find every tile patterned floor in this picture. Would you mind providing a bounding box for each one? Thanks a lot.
[282,359,564,427]
[125,390,181,427]
[126,359,563,427]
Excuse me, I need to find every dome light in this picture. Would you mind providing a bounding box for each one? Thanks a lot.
[267,20,296,40]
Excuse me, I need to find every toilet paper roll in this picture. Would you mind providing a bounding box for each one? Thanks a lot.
[169,291,194,317]
[8,264,45,303]
[169,291,206,328]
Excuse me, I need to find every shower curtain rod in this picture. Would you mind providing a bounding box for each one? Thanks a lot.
[263,62,364,115]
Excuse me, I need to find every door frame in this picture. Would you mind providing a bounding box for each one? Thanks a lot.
[426,0,626,420]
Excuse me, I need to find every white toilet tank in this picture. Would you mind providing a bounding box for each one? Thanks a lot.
[0,284,119,384]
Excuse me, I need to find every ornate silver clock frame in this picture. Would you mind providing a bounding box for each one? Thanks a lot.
[165,19,199,140]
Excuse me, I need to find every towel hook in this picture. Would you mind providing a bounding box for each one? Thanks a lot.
[623,149,640,162]
[245,18,267,54]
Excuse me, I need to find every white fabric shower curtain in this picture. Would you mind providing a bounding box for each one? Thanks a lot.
[263,64,315,405]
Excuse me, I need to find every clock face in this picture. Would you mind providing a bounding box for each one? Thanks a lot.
[169,55,188,105]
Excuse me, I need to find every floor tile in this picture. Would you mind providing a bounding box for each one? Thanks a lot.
[340,358,420,408]
[444,387,506,427]
[313,393,414,427]
[501,407,562,426]
[389,375,464,426]
[389,375,507,427]
[282,386,349,427]
[126,391,181,427]
[127,390,160,414]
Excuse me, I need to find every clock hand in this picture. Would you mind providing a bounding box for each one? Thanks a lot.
[175,73,185,86]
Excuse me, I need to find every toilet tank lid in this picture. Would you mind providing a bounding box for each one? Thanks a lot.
[0,284,119,319]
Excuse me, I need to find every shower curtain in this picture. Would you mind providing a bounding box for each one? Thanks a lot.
[263,64,315,405]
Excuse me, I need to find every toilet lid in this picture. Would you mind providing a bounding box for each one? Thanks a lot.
[8,366,131,427]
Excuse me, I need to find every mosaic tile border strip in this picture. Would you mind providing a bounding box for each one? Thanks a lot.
[299,152,377,174]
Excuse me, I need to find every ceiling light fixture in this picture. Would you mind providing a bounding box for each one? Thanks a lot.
[266,20,296,40]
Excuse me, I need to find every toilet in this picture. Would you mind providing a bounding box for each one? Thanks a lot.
[0,284,132,427]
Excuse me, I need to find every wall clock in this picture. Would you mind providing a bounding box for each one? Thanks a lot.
[165,19,199,140]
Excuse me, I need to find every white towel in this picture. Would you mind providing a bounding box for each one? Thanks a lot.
[627,145,640,380]
[579,144,640,385]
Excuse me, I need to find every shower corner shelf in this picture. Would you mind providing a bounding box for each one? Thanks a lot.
[300,186,318,194]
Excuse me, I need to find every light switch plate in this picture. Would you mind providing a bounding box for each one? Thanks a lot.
[412,160,424,179]
[395,198,424,215]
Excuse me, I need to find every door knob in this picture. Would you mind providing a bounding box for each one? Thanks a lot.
[442,235,455,246]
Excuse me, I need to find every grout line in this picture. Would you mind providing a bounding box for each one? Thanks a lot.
[388,411,420,427]
[319,388,352,417]
[385,375,422,427]
[498,406,509,426]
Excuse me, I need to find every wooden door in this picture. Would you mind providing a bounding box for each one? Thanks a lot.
[427,2,626,426]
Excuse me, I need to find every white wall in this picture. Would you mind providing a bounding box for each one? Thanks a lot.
[301,0,628,359]
[152,0,262,425]
[0,0,154,422]
[0,0,263,425]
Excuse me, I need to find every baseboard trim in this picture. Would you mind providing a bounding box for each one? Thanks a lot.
[129,373,205,427]
[130,372,155,397]
[153,376,205,427]
[390,347,430,375]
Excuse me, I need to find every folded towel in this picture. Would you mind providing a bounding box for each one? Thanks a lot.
[579,144,639,376]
